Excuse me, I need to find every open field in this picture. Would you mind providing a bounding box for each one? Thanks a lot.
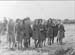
[0,24,75,55]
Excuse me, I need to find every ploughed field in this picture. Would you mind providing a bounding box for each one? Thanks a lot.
[0,24,75,55]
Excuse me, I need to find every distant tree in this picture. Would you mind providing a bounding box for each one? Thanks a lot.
[63,19,75,24]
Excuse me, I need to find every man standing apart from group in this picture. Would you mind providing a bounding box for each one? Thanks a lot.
[57,20,65,45]
[7,19,15,49]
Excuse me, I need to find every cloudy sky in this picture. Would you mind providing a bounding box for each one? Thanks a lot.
[0,1,75,21]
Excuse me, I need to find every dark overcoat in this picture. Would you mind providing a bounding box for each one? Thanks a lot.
[53,24,59,37]
[46,23,53,38]
[15,23,23,42]
[57,24,65,40]
[38,24,46,41]
[8,21,15,43]
[32,24,40,40]
[23,23,32,39]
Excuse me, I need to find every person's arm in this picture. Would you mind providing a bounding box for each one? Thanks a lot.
[33,25,35,31]
[15,24,17,33]
[62,25,65,32]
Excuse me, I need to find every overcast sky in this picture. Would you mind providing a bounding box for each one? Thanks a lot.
[0,1,75,21]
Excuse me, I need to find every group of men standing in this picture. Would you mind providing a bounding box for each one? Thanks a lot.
[7,17,65,50]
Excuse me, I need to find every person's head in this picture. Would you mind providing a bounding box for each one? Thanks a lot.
[48,18,53,23]
[57,20,63,25]
[39,19,42,24]
[16,18,21,23]
[18,19,23,26]
[9,19,13,23]
[23,18,26,24]
[23,17,30,24]
[9,18,13,21]
[53,19,58,25]
[34,19,37,25]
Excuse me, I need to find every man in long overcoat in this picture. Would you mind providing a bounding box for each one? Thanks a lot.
[15,19,23,49]
[7,19,15,49]
[32,19,44,48]
[52,20,59,44]
[38,19,46,47]
[57,21,65,45]
[46,18,54,45]
[23,18,32,48]
[32,22,39,48]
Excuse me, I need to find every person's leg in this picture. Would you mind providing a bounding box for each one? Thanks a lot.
[50,38,51,45]
[8,39,11,49]
[24,39,26,48]
[41,40,43,47]
[8,35,11,49]
[18,40,22,50]
[17,41,20,50]
[57,38,58,43]
[20,40,23,49]
[9,42,11,49]
[59,38,63,45]
[37,40,40,48]
[43,39,45,47]
[14,41,17,49]
[24,39,28,48]
[12,36,15,49]
[48,37,51,45]
[34,40,37,48]
[57,35,60,44]
[10,35,12,49]
[26,39,29,48]
[38,40,43,48]
[16,35,20,50]
[10,36,14,49]
[28,38,30,47]
[22,39,24,48]
[12,41,16,50]
[47,38,49,45]
[52,37,54,44]
[19,36,23,49]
